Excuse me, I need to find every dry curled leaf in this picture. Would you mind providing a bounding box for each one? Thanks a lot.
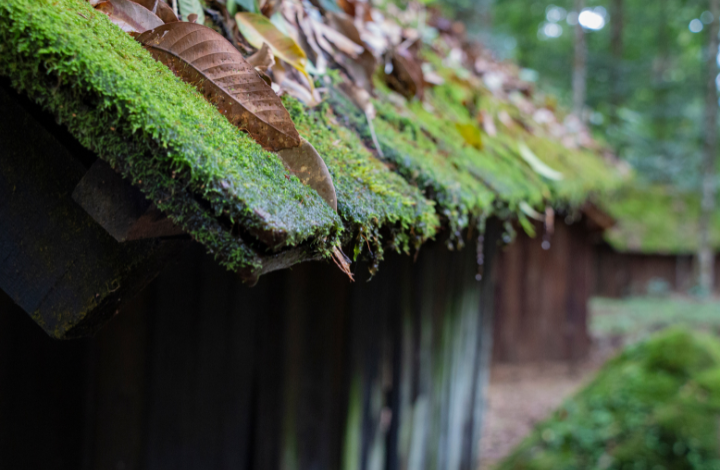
[271,59,320,107]
[246,42,275,72]
[95,0,164,33]
[383,48,424,101]
[277,138,337,211]
[326,12,376,92]
[128,0,179,23]
[332,246,354,281]
[311,19,364,58]
[136,22,302,151]
[235,12,313,91]
[296,14,328,74]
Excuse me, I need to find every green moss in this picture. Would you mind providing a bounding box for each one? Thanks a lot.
[328,86,494,244]
[285,97,439,269]
[497,328,720,470]
[418,55,621,205]
[602,185,720,254]
[0,0,342,273]
[330,52,620,245]
[0,0,623,278]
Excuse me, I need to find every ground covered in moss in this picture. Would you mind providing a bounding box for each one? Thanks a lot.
[497,328,720,470]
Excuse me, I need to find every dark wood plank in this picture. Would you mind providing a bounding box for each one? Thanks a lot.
[0,83,184,338]
[0,290,90,470]
[72,159,183,242]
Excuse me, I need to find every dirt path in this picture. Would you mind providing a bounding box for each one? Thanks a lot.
[478,356,612,469]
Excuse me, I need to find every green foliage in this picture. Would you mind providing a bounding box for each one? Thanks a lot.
[0,0,623,277]
[590,297,720,342]
[497,328,720,470]
[602,185,720,253]
[476,0,710,190]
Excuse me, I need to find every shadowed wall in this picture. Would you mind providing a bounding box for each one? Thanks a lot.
[0,227,499,470]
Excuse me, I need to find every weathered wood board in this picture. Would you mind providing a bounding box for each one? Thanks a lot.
[593,246,720,297]
[72,159,184,242]
[492,219,595,363]
[0,223,500,470]
[0,83,185,339]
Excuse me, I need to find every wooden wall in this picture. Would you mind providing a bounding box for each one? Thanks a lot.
[0,226,499,470]
[492,220,595,363]
[594,246,720,297]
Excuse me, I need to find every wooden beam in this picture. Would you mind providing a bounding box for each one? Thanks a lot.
[0,82,186,339]
[73,159,185,242]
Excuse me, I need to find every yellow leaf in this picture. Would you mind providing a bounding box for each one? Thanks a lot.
[455,122,483,150]
[235,12,314,91]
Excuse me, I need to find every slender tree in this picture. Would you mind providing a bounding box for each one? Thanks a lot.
[609,0,624,125]
[699,0,720,294]
[654,0,671,141]
[572,0,586,119]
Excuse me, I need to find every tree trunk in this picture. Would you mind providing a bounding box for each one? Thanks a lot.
[572,0,587,119]
[653,0,670,140]
[609,0,624,125]
[698,0,720,295]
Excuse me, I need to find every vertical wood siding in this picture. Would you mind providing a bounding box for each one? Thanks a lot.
[0,224,500,470]
[492,220,594,363]
[594,246,720,297]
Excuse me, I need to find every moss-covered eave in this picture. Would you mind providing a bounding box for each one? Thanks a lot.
[0,0,624,281]
[0,0,351,275]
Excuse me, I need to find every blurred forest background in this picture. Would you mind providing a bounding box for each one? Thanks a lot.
[441,0,707,188]
[432,0,720,293]
[425,2,720,467]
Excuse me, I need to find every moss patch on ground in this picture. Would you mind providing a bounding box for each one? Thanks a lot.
[602,185,720,254]
[497,327,720,470]
[0,0,343,273]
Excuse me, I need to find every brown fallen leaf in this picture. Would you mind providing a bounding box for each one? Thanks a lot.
[383,48,424,100]
[326,12,376,92]
[128,0,178,23]
[246,42,275,72]
[332,246,354,281]
[95,0,164,33]
[311,19,364,58]
[271,60,320,107]
[296,14,329,74]
[277,138,337,211]
[235,12,314,92]
[136,22,301,151]
[337,0,372,22]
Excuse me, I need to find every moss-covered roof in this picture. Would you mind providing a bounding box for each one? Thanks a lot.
[0,0,622,276]
[602,185,720,254]
[0,0,346,276]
